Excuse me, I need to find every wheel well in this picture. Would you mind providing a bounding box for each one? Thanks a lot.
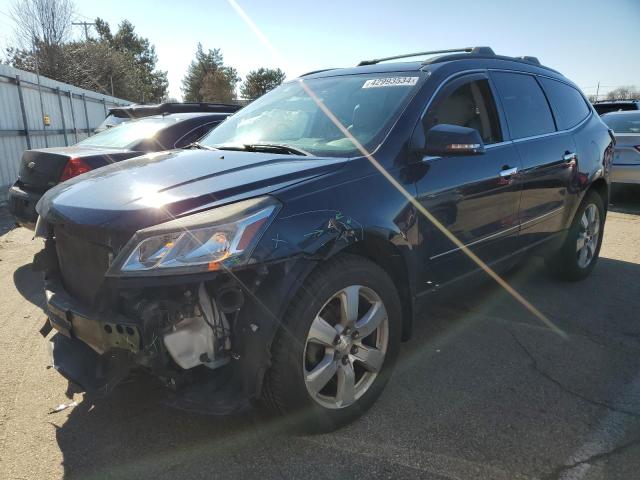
[589,178,609,209]
[340,238,414,341]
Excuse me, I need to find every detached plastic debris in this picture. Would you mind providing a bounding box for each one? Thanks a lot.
[48,401,78,414]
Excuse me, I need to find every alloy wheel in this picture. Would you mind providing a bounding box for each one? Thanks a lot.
[576,203,600,269]
[303,285,389,409]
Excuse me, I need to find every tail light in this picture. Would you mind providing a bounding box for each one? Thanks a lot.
[59,157,92,181]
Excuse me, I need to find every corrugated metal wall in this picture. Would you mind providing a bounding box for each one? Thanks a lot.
[0,64,130,202]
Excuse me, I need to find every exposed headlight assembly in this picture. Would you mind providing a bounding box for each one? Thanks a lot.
[107,196,280,277]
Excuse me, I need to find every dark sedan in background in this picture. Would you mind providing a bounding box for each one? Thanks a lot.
[8,111,231,228]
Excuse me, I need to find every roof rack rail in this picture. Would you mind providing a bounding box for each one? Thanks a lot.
[357,47,495,66]
[516,56,541,65]
[300,68,337,77]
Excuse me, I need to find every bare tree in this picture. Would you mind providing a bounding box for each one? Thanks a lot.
[8,0,74,81]
[606,86,640,101]
[10,0,75,49]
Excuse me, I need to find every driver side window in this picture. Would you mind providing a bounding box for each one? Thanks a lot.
[427,79,502,144]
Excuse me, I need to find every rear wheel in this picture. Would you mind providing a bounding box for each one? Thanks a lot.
[262,254,401,432]
[547,190,605,281]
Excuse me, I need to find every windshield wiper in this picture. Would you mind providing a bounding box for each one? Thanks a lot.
[185,142,217,151]
[216,143,312,156]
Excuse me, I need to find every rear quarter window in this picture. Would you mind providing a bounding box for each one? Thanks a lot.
[540,78,590,130]
[491,72,556,139]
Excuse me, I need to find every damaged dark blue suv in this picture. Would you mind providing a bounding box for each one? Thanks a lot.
[35,47,613,432]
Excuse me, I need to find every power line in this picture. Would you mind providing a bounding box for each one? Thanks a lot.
[74,11,95,21]
[72,21,95,41]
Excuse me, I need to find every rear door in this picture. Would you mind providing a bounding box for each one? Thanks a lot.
[414,73,522,288]
[491,71,576,248]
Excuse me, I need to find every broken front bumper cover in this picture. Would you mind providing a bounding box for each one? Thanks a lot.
[45,278,141,355]
[44,277,141,393]
[43,277,250,414]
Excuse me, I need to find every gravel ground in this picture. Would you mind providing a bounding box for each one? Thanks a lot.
[0,188,639,480]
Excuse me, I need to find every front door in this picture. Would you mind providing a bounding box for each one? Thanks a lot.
[414,73,522,289]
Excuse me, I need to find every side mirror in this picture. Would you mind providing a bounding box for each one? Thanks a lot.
[423,124,485,156]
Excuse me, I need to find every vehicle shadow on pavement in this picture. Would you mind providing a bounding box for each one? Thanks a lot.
[13,263,47,311]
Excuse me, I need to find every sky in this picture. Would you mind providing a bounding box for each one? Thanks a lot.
[0,0,638,100]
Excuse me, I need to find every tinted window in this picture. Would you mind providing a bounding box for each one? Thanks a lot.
[601,112,640,133]
[427,79,502,144]
[492,72,556,139]
[540,78,590,130]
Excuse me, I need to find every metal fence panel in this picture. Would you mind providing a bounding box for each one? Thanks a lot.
[0,64,130,202]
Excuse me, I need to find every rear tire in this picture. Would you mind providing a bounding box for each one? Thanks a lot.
[546,190,605,281]
[262,254,402,433]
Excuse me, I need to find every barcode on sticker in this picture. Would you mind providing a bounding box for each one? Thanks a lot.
[362,77,419,88]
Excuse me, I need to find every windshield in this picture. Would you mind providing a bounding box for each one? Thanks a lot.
[199,73,423,157]
[78,117,170,149]
[602,112,640,133]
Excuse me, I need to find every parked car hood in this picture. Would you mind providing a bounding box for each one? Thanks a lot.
[38,149,348,232]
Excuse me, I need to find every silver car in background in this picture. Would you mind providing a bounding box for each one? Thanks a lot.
[601,111,640,185]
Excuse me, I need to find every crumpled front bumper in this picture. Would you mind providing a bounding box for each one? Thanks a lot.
[45,277,142,355]
[44,277,140,392]
[48,333,134,393]
[42,276,251,414]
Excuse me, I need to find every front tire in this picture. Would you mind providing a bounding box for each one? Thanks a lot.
[547,190,605,281]
[262,254,402,433]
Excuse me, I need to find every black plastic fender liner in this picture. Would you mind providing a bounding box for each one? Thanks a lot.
[49,333,133,393]
[232,256,320,400]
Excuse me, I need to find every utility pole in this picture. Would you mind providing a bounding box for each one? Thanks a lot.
[595,82,600,102]
[32,35,48,147]
[72,21,95,41]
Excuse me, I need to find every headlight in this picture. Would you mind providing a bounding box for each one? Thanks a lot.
[107,196,280,277]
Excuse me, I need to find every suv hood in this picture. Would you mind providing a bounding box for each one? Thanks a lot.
[38,149,348,231]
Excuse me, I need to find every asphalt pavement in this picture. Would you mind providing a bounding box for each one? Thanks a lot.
[0,188,639,479]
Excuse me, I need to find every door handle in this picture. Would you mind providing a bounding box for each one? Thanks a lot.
[563,152,577,163]
[499,166,518,177]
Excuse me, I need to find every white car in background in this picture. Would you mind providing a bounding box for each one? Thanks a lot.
[601,111,640,185]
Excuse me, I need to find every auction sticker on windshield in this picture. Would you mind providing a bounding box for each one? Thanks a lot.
[362,77,419,88]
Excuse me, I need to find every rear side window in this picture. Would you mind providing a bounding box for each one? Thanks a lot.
[491,72,556,139]
[540,78,590,130]
[427,79,502,144]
